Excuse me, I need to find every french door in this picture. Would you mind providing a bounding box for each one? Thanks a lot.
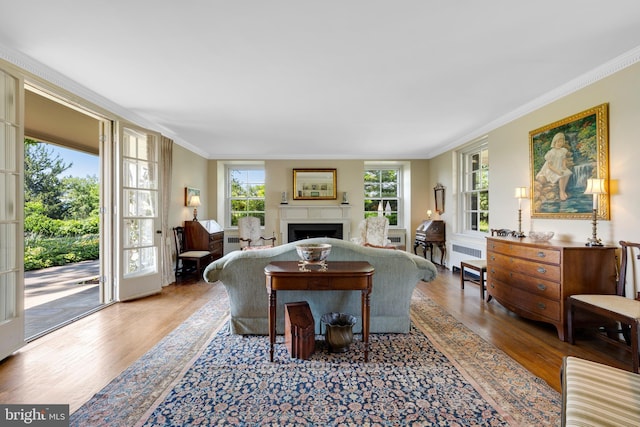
[116,123,163,301]
[0,67,25,360]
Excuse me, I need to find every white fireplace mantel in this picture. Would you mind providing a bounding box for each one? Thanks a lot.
[279,204,352,242]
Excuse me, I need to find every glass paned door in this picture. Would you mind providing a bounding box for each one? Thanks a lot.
[117,125,162,301]
[0,68,25,360]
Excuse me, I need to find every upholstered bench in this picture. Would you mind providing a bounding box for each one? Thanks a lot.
[562,356,640,426]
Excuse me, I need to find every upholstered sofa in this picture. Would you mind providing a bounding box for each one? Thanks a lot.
[203,237,437,335]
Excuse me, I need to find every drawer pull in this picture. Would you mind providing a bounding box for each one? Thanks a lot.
[537,267,547,274]
[537,302,546,310]
[536,251,546,258]
[490,255,495,261]
[537,283,547,291]
[490,268,495,273]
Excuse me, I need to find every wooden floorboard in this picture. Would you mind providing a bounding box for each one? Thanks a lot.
[0,266,632,413]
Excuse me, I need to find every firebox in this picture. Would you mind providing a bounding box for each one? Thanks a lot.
[287,223,343,242]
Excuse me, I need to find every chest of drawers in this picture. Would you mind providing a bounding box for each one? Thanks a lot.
[486,236,617,341]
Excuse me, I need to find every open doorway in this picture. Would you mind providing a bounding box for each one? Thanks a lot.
[23,87,112,340]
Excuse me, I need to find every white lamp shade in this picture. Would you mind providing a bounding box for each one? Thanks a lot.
[514,187,528,198]
[584,178,606,195]
[188,194,201,207]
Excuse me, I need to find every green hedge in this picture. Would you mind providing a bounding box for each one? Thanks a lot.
[24,213,99,237]
[24,234,99,271]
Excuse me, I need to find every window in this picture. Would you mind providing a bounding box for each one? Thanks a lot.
[227,166,266,227]
[459,139,489,233]
[363,167,401,226]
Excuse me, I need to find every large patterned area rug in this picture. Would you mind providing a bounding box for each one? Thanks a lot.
[71,285,561,426]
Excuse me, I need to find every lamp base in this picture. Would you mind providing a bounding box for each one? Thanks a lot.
[585,238,603,247]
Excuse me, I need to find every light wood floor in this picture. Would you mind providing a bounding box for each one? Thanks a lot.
[0,267,631,412]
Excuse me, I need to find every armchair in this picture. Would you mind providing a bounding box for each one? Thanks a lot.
[351,216,394,248]
[238,216,276,250]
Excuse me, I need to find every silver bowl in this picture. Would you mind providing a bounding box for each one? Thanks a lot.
[528,231,554,242]
[296,243,332,263]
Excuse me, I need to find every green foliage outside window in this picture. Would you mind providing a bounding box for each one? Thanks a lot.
[364,168,399,226]
[23,139,100,270]
[229,167,266,226]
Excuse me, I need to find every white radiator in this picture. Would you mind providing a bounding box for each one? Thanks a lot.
[449,237,486,272]
[388,229,407,249]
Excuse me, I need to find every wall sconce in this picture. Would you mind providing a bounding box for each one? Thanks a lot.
[187,194,201,221]
[426,209,432,220]
[514,187,528,238]
[584,178,606,246]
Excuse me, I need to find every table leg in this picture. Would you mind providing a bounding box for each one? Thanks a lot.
[269,289,276,362]
[362,289,371,362]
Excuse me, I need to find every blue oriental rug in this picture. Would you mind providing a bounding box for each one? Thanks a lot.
[71,286,560,426]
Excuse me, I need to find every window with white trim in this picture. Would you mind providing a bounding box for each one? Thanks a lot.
[226,166,266,227]
[459,139,489,233]
[363,167,401,227]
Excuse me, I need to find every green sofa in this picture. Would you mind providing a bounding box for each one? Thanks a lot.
[203,237,438,335]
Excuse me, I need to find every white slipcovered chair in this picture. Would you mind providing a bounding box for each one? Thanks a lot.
[351,216,394,248]
[238,216,276,250]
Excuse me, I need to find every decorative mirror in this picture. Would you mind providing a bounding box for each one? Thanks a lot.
[293,169,337,200]
[434,183,445,214]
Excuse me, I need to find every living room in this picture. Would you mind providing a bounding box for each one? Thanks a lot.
[171,57,640,261]
[2,2,640,424]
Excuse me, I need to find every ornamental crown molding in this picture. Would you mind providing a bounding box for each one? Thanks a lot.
[427,45,640,159]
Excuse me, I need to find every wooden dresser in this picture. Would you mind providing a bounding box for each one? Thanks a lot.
[486,236,617,341]
[183,220,224,261]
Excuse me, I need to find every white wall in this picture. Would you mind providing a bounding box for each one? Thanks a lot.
[432,61,640,291]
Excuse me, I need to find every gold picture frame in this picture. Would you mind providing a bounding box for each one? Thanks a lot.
[529,103,609,219]
[293,169,337,200]
[434,183,445,214]
[185,186,201,206]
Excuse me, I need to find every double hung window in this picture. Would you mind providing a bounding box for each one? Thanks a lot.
[459,140,489,233]
[363,167,401,227]
[227,166,266,226]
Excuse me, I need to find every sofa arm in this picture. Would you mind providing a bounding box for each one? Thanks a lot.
[203,253,235,283]
[410,254,438,282]
[562,356,640,426]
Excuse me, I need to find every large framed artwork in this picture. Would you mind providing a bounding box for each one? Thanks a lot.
[529,103,609,219]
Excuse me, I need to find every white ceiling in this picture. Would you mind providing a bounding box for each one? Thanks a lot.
[2,1,640,159]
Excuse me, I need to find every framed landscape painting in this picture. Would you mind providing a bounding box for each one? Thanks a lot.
[529,103,609,219]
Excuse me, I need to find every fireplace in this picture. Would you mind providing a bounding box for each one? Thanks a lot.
[288,223,343,242]
[279,205,351,243]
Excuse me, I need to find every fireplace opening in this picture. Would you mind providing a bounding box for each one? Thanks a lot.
[288,223,343,242]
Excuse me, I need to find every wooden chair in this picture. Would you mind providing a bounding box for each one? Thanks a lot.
[567,241,640,373]
[172,226,212,277]
[459,229,514,301]
[238,216,276,250]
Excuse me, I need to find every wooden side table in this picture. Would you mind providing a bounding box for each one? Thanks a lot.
[264,261,375,362]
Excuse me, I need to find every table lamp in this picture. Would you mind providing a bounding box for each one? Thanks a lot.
[514,187,527,238]
[188,194,201,221]
[584,178,606,246]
